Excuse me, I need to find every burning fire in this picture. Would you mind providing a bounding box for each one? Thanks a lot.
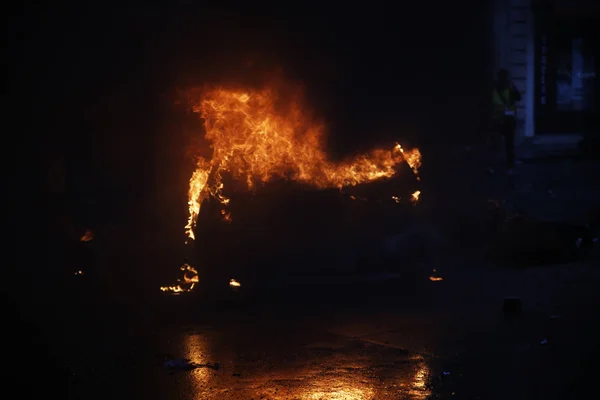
[220,209,232,223]
[411,190,421,203]
[392,191,420,204]
[429,269,442,282]
[160,263,199,294]
[161,82,422,294]
[80,229,93,242]
[183,84,422,240]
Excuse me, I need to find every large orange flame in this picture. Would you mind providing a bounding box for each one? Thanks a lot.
[183,84,421,240]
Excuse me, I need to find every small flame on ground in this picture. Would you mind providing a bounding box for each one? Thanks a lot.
[428,276,443,282]
[229,279,241,287]
[221,209,232,223]
[74,270,84,275]
[160,263,199,294]
[411,190,421,203]
[392,196,400,203]
[80,230,93,242]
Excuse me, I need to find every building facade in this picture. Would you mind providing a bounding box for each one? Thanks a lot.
[493,0,598,139]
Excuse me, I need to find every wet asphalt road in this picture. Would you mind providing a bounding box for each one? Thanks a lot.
[13,254,600,400]
[14,156,600,399]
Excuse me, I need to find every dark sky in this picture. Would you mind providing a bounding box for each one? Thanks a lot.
[9,1,493,228]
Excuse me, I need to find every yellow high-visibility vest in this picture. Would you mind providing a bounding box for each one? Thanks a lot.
[492,88,517,119]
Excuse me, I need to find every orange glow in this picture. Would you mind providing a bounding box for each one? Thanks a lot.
[182,84,421,240]
[304,384,374,399]
[160,263,199,294]
[428,276,443,282]
[229,278,241,287]
[411,190,421,203]
[407,363,431,398]
[220,209,232,223]
[80,229,93,242]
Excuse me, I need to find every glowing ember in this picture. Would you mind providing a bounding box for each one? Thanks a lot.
[80,229,93,242]
[182,84,422,239]
[160,263,199,294]
[74,270,84,276]
[411,190,421,203]
[221,209,232,223]
[229,278,241,287]
[428,276,443,282]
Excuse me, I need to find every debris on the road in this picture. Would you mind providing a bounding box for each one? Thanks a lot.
[163,358,220,371]
[540,338,548,345]
[164,358,195,370]
[502,297,523,317]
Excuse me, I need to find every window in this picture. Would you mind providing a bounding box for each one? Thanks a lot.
[555,36,595,111]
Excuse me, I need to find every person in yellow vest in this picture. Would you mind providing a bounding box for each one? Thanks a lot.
[490,68,522,174]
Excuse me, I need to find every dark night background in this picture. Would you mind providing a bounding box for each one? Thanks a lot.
[7,0,490,363]
[8,0,491,233]
[7,3,600,398]
[7,0,494,333]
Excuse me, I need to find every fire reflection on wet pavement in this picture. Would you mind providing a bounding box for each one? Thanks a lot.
[162,322,433,400]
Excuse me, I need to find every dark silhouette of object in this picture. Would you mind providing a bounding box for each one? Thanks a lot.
[487,204,600,266]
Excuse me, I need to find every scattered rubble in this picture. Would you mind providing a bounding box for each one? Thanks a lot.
[163,358,220,371]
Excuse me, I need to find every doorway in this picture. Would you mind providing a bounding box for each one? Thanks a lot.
[534,10,597,134]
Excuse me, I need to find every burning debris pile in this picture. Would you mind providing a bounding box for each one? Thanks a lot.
[161,81,422,293]
[160,262,199,294]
